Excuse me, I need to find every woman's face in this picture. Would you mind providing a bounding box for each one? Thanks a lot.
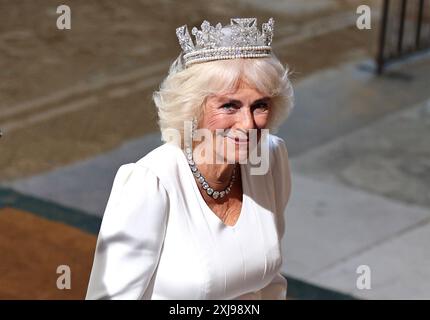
[196,82,271,164]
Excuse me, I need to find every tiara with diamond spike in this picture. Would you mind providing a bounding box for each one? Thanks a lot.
[175,18,275,68]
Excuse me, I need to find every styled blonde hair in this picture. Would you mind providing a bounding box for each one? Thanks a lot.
[152,54,294,145]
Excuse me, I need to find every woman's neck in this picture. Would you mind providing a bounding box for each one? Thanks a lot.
[189,139,237,190]
[197,161,237,190]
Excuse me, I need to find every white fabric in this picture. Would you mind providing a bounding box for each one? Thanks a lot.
[86,134,291,300]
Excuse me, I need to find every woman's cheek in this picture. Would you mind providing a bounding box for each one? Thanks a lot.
[255,113,270,128]
[204,112,229,130]
[211,115,234,130]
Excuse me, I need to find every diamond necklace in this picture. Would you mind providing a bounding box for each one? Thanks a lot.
[184,146,236,200]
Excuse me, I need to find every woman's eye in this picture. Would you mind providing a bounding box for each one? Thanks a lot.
[221,103,237,111]
[254,103,269,112]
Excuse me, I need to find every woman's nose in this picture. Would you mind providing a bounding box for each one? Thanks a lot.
[237,107,256,130]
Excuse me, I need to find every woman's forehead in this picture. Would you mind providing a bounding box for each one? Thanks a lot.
[207,89,270,103]
[207,92,270,104]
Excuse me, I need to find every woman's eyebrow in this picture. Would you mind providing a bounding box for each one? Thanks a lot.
[252,97,271,104]
[215,97,241,104]
[216,96,271,104]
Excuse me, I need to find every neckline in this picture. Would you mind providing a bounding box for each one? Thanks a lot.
[176,145,247,229]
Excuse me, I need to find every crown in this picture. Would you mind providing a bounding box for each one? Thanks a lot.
[175,18,275,68]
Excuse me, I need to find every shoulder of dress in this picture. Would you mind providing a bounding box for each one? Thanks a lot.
[268,134,286,150]
[268,134,288,166]
[132,143,184,187]
[135,143,181,168]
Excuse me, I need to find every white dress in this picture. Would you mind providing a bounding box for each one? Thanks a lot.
[86,134,291,300]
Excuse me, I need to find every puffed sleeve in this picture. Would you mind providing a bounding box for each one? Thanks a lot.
[85,163,169,300]
[266,136,292,300]
[270,135,292,239]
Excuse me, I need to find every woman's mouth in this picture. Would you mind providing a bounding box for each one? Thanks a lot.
[227,135,248,145]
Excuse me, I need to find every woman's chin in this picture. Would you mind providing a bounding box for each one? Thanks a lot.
[222,148,249,164]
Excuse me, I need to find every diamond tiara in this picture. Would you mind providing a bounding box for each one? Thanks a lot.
[175,18,275,68]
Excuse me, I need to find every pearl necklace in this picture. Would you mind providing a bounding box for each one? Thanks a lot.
[184,146,236,200]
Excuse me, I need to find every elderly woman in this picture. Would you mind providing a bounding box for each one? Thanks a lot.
[86,17,293,300]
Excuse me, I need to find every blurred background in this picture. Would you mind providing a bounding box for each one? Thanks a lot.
[0,0,429,299]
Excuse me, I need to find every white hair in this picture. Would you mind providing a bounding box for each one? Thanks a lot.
[152,53,294,145]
